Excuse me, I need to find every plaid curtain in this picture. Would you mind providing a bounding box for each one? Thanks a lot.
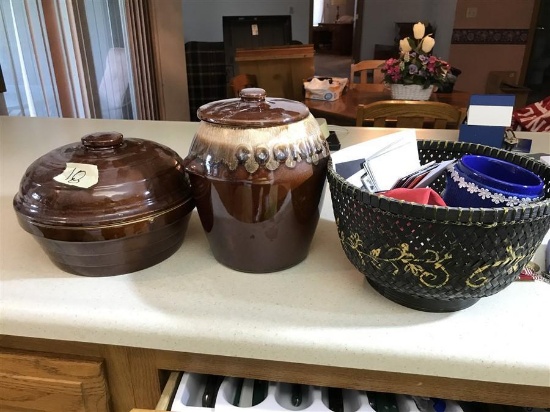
[185,41,228,121]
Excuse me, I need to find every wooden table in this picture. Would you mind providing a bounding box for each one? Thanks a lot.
[305,84,470,126]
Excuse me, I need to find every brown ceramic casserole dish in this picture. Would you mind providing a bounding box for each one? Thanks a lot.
[13,132,194,277]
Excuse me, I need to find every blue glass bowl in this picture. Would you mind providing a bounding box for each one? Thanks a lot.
[443,155,544,208]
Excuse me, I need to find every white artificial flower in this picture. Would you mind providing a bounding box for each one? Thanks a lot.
[399,38,412,52]
[413,22,425,39]
[421,36,435,53]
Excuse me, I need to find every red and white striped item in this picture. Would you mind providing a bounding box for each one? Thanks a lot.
[512,96,550,132]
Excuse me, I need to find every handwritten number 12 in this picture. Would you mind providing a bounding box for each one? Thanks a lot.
[65,167,87,184]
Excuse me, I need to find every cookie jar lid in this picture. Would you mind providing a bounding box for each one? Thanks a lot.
[188,89,327,175]
[197,88,310,127]
[13,132,193,227]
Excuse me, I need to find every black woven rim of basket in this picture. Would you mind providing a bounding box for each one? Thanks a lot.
[326,140,550,312]
[328,140,550,224]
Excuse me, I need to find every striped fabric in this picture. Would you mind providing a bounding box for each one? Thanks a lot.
[185,41,228,121]
[512,96,550,132]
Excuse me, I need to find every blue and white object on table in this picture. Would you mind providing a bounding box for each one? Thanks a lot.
[443,155,544,208]
[458,94,516,148]
[467,94,515,126]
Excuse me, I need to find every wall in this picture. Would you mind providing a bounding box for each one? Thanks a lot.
[178,0,537,98]
[359,0,458,60]
[180,0,459,61]
[181,0,311,44]
[449,0,535,94]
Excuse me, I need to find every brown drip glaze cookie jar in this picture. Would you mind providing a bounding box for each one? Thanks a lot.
[13,132,195,277]
[184,88,329,273]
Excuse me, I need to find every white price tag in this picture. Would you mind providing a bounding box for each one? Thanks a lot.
[53,162,99,188]
[251,24,258,36]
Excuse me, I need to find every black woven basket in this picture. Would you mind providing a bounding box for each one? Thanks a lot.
[327,140,550,312]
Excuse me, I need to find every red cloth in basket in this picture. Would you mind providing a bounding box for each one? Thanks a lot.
[383,188,447,206]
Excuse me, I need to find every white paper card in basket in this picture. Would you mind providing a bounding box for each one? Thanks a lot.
[331,130,420,191]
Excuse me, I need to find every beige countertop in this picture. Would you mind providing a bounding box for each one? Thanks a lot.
[1,116,549,388]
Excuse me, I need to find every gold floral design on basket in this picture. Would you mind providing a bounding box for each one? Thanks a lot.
[338,218,536,290]
[466,245,532,288]
[339,226,452,288]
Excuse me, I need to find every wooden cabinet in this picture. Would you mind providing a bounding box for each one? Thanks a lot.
[0,349,110,412]
[235,44,314,101]
[129,372,180,412]
[1,335,549,412]
[2,118,549,412]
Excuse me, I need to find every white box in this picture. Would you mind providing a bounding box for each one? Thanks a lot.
[304,77,348,101]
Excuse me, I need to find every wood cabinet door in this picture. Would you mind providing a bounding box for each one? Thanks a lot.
[0,349,110,412]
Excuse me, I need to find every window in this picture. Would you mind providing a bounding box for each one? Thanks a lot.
[0,0,135,119]
[1,0,188,121]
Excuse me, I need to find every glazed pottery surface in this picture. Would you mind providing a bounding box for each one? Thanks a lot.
[13,132,194,276]
[184,88,329,273]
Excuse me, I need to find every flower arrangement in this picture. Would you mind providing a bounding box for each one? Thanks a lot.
[382,22,450,90]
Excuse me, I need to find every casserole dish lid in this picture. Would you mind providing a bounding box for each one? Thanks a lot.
[13,132,193,227]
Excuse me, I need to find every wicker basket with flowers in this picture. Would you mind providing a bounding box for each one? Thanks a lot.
[382,22,451,100]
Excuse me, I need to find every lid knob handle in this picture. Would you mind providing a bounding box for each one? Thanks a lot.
[82,132,124,149]
[240,88,266,102]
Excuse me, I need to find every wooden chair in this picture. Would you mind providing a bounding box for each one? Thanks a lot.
[230,74,258,97]
[350,60,386,87]
[356,100,464,129]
